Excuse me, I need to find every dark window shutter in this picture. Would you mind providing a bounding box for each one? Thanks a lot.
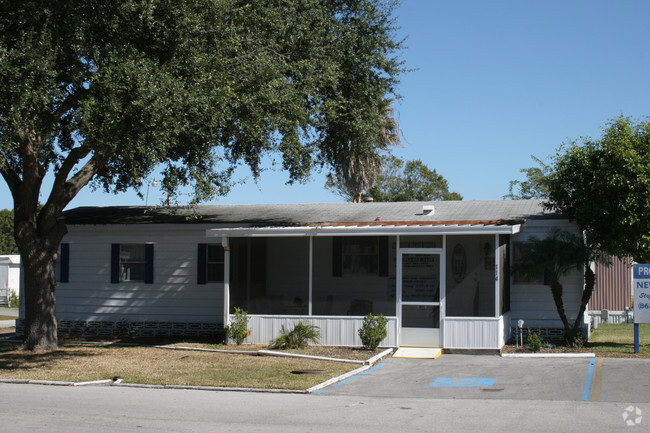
[145,243,154,284]
[59,243,70,283]
[111,244,120,284]
[197,243,207,285]
[378,237,389,277]
[332,237,342,277]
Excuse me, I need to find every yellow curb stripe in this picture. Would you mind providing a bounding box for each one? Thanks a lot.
[590,359,603,401]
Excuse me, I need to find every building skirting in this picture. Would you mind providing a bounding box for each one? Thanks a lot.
[16,319,224,339]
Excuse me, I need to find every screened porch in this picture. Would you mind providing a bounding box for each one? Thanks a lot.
[207,225,517,349]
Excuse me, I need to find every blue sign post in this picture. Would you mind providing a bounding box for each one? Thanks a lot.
[633,264,650,354]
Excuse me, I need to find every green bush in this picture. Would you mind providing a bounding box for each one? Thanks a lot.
[272,321,320,349]
[526,331,545,352]
[116,318,137,339]
[568,335,586,349]
[224,307,250,345]
[8,290,18,308]
[358,313,388,350]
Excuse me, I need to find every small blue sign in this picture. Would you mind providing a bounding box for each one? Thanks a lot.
[430,378,497,388]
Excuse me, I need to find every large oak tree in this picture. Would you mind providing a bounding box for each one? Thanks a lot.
[0,0,404,350]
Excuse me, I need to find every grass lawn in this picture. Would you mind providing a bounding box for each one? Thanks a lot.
[503,323,650,358]
[586,323,650,358]
[0,342,373,390]
[0,316,16,321]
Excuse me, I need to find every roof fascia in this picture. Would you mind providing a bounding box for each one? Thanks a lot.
[206,224,521,238]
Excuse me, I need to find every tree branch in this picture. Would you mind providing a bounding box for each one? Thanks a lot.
[15,129,45,212]
[61,152,107,203]
[52,88,89,124]
[0,153,21,201]
[39,150,106,240]
[50,145,91,195]
[43,150,106,215]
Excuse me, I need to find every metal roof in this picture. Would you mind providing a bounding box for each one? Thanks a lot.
[63,200,557,227]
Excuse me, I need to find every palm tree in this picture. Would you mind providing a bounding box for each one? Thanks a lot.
[325,99,401,202]
[515,229,599,343]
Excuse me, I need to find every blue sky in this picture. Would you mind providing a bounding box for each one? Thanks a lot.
[2,0,649,209]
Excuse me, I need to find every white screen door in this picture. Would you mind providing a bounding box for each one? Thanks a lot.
[399,251,441,347]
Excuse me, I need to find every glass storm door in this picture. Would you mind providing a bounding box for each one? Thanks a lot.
[399,251,441,347]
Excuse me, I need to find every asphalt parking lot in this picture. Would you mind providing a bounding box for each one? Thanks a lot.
[316,354,650,404]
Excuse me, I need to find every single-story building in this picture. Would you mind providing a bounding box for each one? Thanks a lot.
[0,255,20,307]
[18,200,588,349]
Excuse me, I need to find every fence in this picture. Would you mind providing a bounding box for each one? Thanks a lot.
[589,310,634,328]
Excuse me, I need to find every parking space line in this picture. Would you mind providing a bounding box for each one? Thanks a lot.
[590,359,603,401]
[581,358,597,401]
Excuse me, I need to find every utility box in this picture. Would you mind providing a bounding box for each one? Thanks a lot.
[600,309,609,324]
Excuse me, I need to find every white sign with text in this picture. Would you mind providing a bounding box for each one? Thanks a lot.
[633,264,650,324]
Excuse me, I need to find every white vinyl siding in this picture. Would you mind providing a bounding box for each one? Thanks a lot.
[509,220,586,330]
[56,225,223,324]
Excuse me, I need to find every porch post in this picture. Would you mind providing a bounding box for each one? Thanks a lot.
[308,236,313,316]
[222,237,230,327]
[494,234,499,318]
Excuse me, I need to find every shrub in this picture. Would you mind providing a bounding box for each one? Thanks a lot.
[116,319,137,339]
[358,313,388,350]
[224,307,251,345]
[8,290,18,308]
[272,321,320,349]
[526,331,545,352]
[568,335,586,349]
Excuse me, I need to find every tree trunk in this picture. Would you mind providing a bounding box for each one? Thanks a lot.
[572,266,596,333]
[549,281,571,335]
[21,246,58,351]
[14,206,67,352]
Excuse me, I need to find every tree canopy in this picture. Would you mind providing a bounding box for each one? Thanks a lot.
[504,155,551,200]
[326,154,462,202]
[544,116,650,263]
[0,0,404,350]
[0,209,18,255]
[368,155,462,202]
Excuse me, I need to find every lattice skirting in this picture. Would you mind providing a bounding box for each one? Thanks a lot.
[511,326,588,342]
[16,319,224,339]
[513,327,566,341]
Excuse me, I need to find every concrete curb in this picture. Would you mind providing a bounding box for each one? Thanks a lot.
[156,345,260,356]
[258,349,364,364]
[501,352,596,358]
[306,364,373,394]
[365,348,394,365]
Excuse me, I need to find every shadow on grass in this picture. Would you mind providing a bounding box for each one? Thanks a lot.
[584,341,649,357]
[0,343,99,372]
